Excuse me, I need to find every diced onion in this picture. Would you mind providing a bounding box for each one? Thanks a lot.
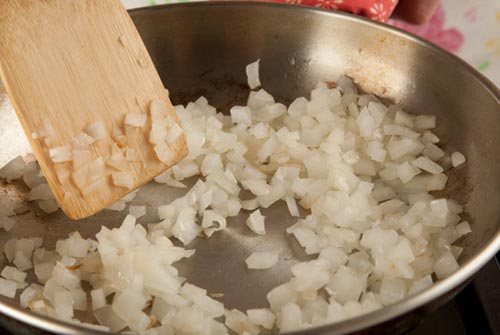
[112,172,134,189]
[0,61,469,334]
[106,151,129,171]
[150,119,168,144]
[85,121,106,140]
[72,148,92,170]
[245,251,279,269]
[49,146,72,163]
[129,206,146,218]
[166,123,184,144]
[124,113,147,128]
[451,151,466,167]
[150,99,168,121]
[246,59,261,89]
[38,200,60,214]
[125,148,141,162]
[73,133,95,146]
[246,210,265,235]
[82,178,107,197]
[153,142,172,164]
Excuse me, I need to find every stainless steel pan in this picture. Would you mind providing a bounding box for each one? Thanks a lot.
[0,2,499,334]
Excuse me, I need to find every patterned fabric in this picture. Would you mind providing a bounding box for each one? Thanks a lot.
[390,5,464,53]
[122,0,500,86]
[255,0,398,22]
[122,0,398,21]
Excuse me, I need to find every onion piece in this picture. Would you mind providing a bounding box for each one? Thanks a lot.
[451,151,466,167]
[412,157,443,175]
[82,178,108,197]
[153,142,172,164]
[72,148,92,170]
[0,156,27,181]
[166,123,184,144]
[0,278,17,298]
[107,151,129,171]
[72,165,90,191]
[414,115,436,129]
[150,99,168,121]
[230,106,253,126]
[89,158,106,182]
[247,308,275,330]
[124,113,147,128]
[246,209,265,235]
[49,146,72,163]
[0,217,16,232]
[172,208,201,245]
[112,172,134,189]
[125,148,141,162]
[112,126,128,147]
[225,309,260,335]
[129,205,146,218]
[107,201,126,211]
[73,133,95,146]
[85,121,106,140]
[91,289,106,311]
[246,59,261,89]
[149,119,168,144]
[38,200,60,214]
[28,184,55,201]
[245,251,278,269]
[37,119,56,138]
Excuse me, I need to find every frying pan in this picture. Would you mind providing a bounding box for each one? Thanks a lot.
[0,2,499,334]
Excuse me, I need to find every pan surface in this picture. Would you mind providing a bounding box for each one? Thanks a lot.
[0,2,499,334]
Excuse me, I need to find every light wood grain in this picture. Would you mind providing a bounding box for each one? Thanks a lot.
[0,0,187,219]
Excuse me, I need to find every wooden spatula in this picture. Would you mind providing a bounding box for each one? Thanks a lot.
[0,1,188,219]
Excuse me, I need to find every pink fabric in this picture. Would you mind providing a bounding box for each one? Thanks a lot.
[249,0,399,22]
[390,5,465,53]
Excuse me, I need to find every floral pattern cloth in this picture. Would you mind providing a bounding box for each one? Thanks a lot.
[122,0,500,86]
[254,0,398,22]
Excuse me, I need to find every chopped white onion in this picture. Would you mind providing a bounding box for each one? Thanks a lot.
[0,278,17,298]
[0,62,469,334]
[451,151,466,167]
[38,199,60,214]
[153,142,172,164]
[246,59,261,89]
[124,112,147,128]
[112,172,134,189]
[412,157,443,175]
[72,148,92,169]
[49,146,72,163]
[0,156,28,181]
[129,205,146,218]
[84,121,106,140]
[125,148,141,162]
[247,308,275,330]
[82,178,107,197]
[166,123,184,144]
[29,184,55,201]
[73,132,96,146]
[246,210,266,235]
[37,119,56,138]
[150,99,168,121]
[245,251,279,269]
[231,106,253,126]
[150,119,168,144]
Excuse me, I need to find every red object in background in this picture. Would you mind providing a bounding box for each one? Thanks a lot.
[253,0,399,22]
[390,5,464,53]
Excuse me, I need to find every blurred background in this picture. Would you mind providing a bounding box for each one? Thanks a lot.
[121,0,500,87]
